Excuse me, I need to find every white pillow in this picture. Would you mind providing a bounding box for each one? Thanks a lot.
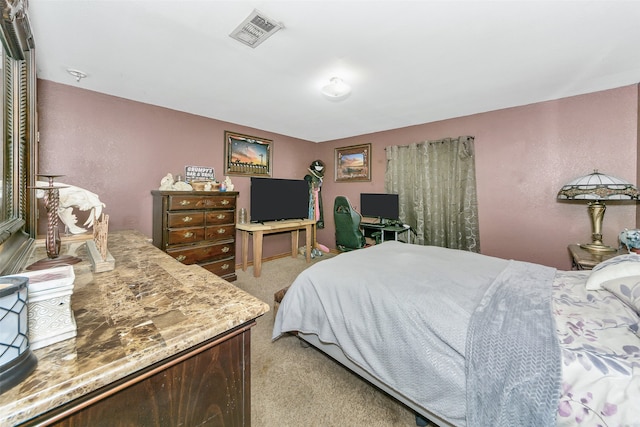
[601,276,640,315]
[585,253,640,291]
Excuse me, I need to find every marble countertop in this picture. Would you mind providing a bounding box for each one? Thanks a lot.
[0,230,269,426]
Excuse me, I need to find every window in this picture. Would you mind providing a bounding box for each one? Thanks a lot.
[0,0,37,274]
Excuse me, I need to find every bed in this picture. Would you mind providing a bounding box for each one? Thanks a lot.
[272,241,640,427]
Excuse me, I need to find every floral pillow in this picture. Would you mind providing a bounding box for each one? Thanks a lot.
[601,276,640,315]
[586,253,640,291]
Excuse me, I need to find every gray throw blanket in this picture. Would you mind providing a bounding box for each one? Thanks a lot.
[466,260,561,427]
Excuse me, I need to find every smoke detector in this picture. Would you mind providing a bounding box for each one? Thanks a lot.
[229,9,283,48]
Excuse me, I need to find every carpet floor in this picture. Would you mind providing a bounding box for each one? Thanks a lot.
[233,253,418,426]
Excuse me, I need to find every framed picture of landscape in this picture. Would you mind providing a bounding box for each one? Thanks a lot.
[334,143,371,182]
[224,131,272,177]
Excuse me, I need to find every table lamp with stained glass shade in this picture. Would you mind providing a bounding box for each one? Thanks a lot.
[557,170,638,252]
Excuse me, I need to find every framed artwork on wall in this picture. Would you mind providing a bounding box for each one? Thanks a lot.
[334,143,371,182]
[224,131,272,177]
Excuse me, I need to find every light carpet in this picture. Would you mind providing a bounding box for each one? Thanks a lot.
[233,253,418,427]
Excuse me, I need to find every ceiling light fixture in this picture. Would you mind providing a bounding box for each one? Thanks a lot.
[66,68,87,82]
[321,77,351,102]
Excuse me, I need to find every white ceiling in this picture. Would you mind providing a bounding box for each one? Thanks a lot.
[28,0,640,143]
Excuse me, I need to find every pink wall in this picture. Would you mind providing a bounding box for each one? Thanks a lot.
[314,85,639,270]
[37,80,323,261]
[38,80,639,270]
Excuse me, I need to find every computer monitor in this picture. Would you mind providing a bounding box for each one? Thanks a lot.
[359,193,399,222]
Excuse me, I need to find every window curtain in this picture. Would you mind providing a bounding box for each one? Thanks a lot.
[385,136,480,252]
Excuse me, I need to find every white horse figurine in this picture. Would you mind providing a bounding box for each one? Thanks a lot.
[36,181,106,235]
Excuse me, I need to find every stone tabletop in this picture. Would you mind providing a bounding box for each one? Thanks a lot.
[0,230,269,426]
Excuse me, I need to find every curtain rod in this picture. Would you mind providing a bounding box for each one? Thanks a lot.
[384,136,473,150]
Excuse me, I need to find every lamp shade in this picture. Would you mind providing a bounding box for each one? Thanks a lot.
[557,170,638,200]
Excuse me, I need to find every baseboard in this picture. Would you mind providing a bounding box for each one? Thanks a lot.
[235,247,338,269]
[235,251,296,269]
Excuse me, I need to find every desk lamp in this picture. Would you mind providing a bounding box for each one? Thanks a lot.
[557,170,638,252]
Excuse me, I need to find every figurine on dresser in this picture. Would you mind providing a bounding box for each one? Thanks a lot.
[87,212,115,272]
[35,180,105,235]
[159,173,193,191]
[620,228,640,252]
[223,176,234,191]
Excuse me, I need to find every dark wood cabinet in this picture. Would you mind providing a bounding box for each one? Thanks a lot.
[22,322,254,427]
[152,191,239,281]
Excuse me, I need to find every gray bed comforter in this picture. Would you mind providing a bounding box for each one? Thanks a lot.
[272,241,560,426]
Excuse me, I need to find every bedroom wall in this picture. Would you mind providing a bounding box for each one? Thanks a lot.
[36,80,323,261]
[314,84,639,270]
[37,80,638,271]
[637,84,640,228]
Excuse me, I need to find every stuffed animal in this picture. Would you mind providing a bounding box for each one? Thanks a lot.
[619,228,640,251]
[159,173,192,191]
[159,173,175,190]
[223,176,234,191]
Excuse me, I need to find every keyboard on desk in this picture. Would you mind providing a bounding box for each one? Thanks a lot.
[362,223,385,228]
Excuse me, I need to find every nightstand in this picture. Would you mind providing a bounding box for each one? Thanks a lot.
[567,244,626,270]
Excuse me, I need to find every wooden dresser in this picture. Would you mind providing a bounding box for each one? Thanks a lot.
[152,190,239,281]
[0,230,269,426]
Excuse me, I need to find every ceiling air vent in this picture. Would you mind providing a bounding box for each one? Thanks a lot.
[229,9,283,48]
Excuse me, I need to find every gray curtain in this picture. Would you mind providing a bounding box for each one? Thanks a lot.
[385,136,480,252]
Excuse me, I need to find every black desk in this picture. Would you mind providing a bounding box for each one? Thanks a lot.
[361,222,411,244]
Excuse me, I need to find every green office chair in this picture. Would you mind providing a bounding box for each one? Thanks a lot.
[334,196,366,251]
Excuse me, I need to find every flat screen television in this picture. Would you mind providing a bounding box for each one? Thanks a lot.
[250,177,309,223]
[360,193,399,222]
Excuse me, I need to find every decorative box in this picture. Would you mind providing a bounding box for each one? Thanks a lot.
[9,266,76,350]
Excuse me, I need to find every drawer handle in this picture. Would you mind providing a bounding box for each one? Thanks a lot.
[221,199,230,205]
[176,255,186,262]
[182,216,193,223]
[183,231,194,238]
[220,263,229,270]
[216,214,225,219]
[179,200,192,206]
[217,229,226,234]
[222,246,230,253]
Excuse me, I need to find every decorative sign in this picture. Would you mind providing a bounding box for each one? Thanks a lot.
[185,166,215,182]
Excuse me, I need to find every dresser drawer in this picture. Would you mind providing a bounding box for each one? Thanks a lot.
[167,227,205,245]
[168,195,208,210]
[205,210,234,225]
[167,240,235,264]
[204,196,236,209]
[200,257,235,277]
[205,224,235,241]
[167,211,205,228]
